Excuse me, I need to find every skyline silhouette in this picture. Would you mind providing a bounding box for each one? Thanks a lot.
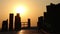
[0,0,60,28]
[0,3,60,34]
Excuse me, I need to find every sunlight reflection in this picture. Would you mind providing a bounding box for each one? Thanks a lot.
[18,30,25,34]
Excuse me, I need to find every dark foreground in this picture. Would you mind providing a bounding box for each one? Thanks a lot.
[0,29,51,34]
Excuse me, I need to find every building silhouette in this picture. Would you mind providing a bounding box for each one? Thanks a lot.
[15,13,21,31]
[9,13,14,31]
[37,16,44,30]
[1,3,60,33]
[44,3,60,33]
[2,19,8,31]
[28,18,31,28]
[44,12,48,30]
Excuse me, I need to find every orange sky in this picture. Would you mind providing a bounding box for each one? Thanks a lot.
[0,0,60,28]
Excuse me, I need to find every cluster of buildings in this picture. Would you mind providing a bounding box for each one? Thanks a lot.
[37,3,60,33]
[1,13,31,31]
[0,3,60,33]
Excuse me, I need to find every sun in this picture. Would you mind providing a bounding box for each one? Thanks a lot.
[15,6,26,14]
[13,5,28,16]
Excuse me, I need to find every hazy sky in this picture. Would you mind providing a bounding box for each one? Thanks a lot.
[0,0,60,28]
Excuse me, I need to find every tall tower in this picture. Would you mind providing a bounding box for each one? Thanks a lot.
[9,13,14,31]
[15,13,21,31]
[28,18,30,28]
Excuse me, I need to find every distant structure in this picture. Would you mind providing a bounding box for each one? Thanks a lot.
[9,13,14,31]
[2,19,8,31]
[37,16,44,30]
[28,18,31,28]
[15,13,21,31]
[44,3,60,33]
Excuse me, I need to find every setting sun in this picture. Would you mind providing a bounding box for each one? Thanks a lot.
[14,6,27,15]
[16,6,25,13]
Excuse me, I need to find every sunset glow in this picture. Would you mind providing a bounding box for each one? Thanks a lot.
[14,6,27,15]
[1,0,60,28]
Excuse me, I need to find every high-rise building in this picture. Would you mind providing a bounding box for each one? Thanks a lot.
[2,19,8,31]
[9,13,14,31]
[28,18,31,28]
[44,3,60,33]
[15,13,21,31]
[37,16,44,30]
